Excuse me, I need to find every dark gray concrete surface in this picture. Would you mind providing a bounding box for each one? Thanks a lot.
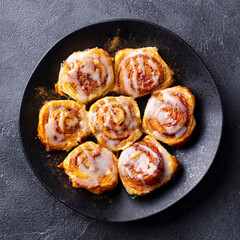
[1,0,240,239]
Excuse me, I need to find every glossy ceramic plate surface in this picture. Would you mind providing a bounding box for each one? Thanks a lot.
[19,20,222,222]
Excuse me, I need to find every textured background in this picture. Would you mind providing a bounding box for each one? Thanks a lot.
[1,0,240,239]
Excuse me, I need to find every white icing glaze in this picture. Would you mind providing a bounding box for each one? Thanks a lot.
[66,171,99,187]
[149,137,173,183]
[130,58,139,91]
[157,110,170,124]
[89,97,139,149]
[145,90,188,138]
[89,111,97,128]
[69,145,116,187]
[134,154,157,175]
[118,144,159,183]
[101,135,121,148]
[64,50,113,102]
[148,58,159,71]
[77,151,111,176]
[79,62,101,85]
[145,96,162,119]
[66,69,89,102]
[137,55,145,75]
[152,130,166,139]
[118,136,175,191]
[103,117,111,128]
[100,54,112,85]
[44,105,86,146]
[58,111,66,132]
[45,118,65,145]
[175,126,187,138]
[66,52,98,67]
[74,176,99,187]
[119,49,161,97]
[122,67,139,98]
[161,91,186,111]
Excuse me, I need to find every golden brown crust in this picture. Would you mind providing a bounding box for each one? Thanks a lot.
[114,47,173,98]
[118,136,179,195]
[143,86,196,146]
[88,96,142,152]
[37,100,90,151]
[59,141,118,194]
[56,48,114,104]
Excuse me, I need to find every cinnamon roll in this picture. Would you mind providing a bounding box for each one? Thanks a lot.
[37,100,90,151]
[114,47,173,98]
[59,141,118,194]
[88,96,142,151]
[56,48,114,104]
[118,135,179,195]
[143,86,196,146]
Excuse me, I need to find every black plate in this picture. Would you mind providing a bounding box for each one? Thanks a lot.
[19,19,223,222]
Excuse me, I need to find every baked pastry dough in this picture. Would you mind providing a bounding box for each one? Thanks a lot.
[37,100,90,151]
[143,86,196,146]
[56,48,114,104]
[114,47,173,98]
[59,141,118,194]
[118,135,179,195]
[88,96,142,151]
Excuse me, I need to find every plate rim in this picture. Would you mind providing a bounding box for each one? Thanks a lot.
[19,18,223,222]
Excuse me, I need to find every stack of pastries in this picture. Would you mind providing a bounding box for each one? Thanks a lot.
[38,47,196,196]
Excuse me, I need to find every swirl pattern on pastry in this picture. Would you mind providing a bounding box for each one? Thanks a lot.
[88,96,142,151]
[114,47,173,98]
[59,141,118,194]
[37,100,90,151]
[118,135,179,195]
[56,48,114,104]
[143,86,196,146]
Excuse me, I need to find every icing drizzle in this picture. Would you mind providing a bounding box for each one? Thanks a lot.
[118,136,175,192]
[144,89,188,138]
[64,50,113,102]
[89,97,141,150]
[118,139,164,186]
[44,103,87,148]
[119,49,163,97]
[68,144,116,187]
